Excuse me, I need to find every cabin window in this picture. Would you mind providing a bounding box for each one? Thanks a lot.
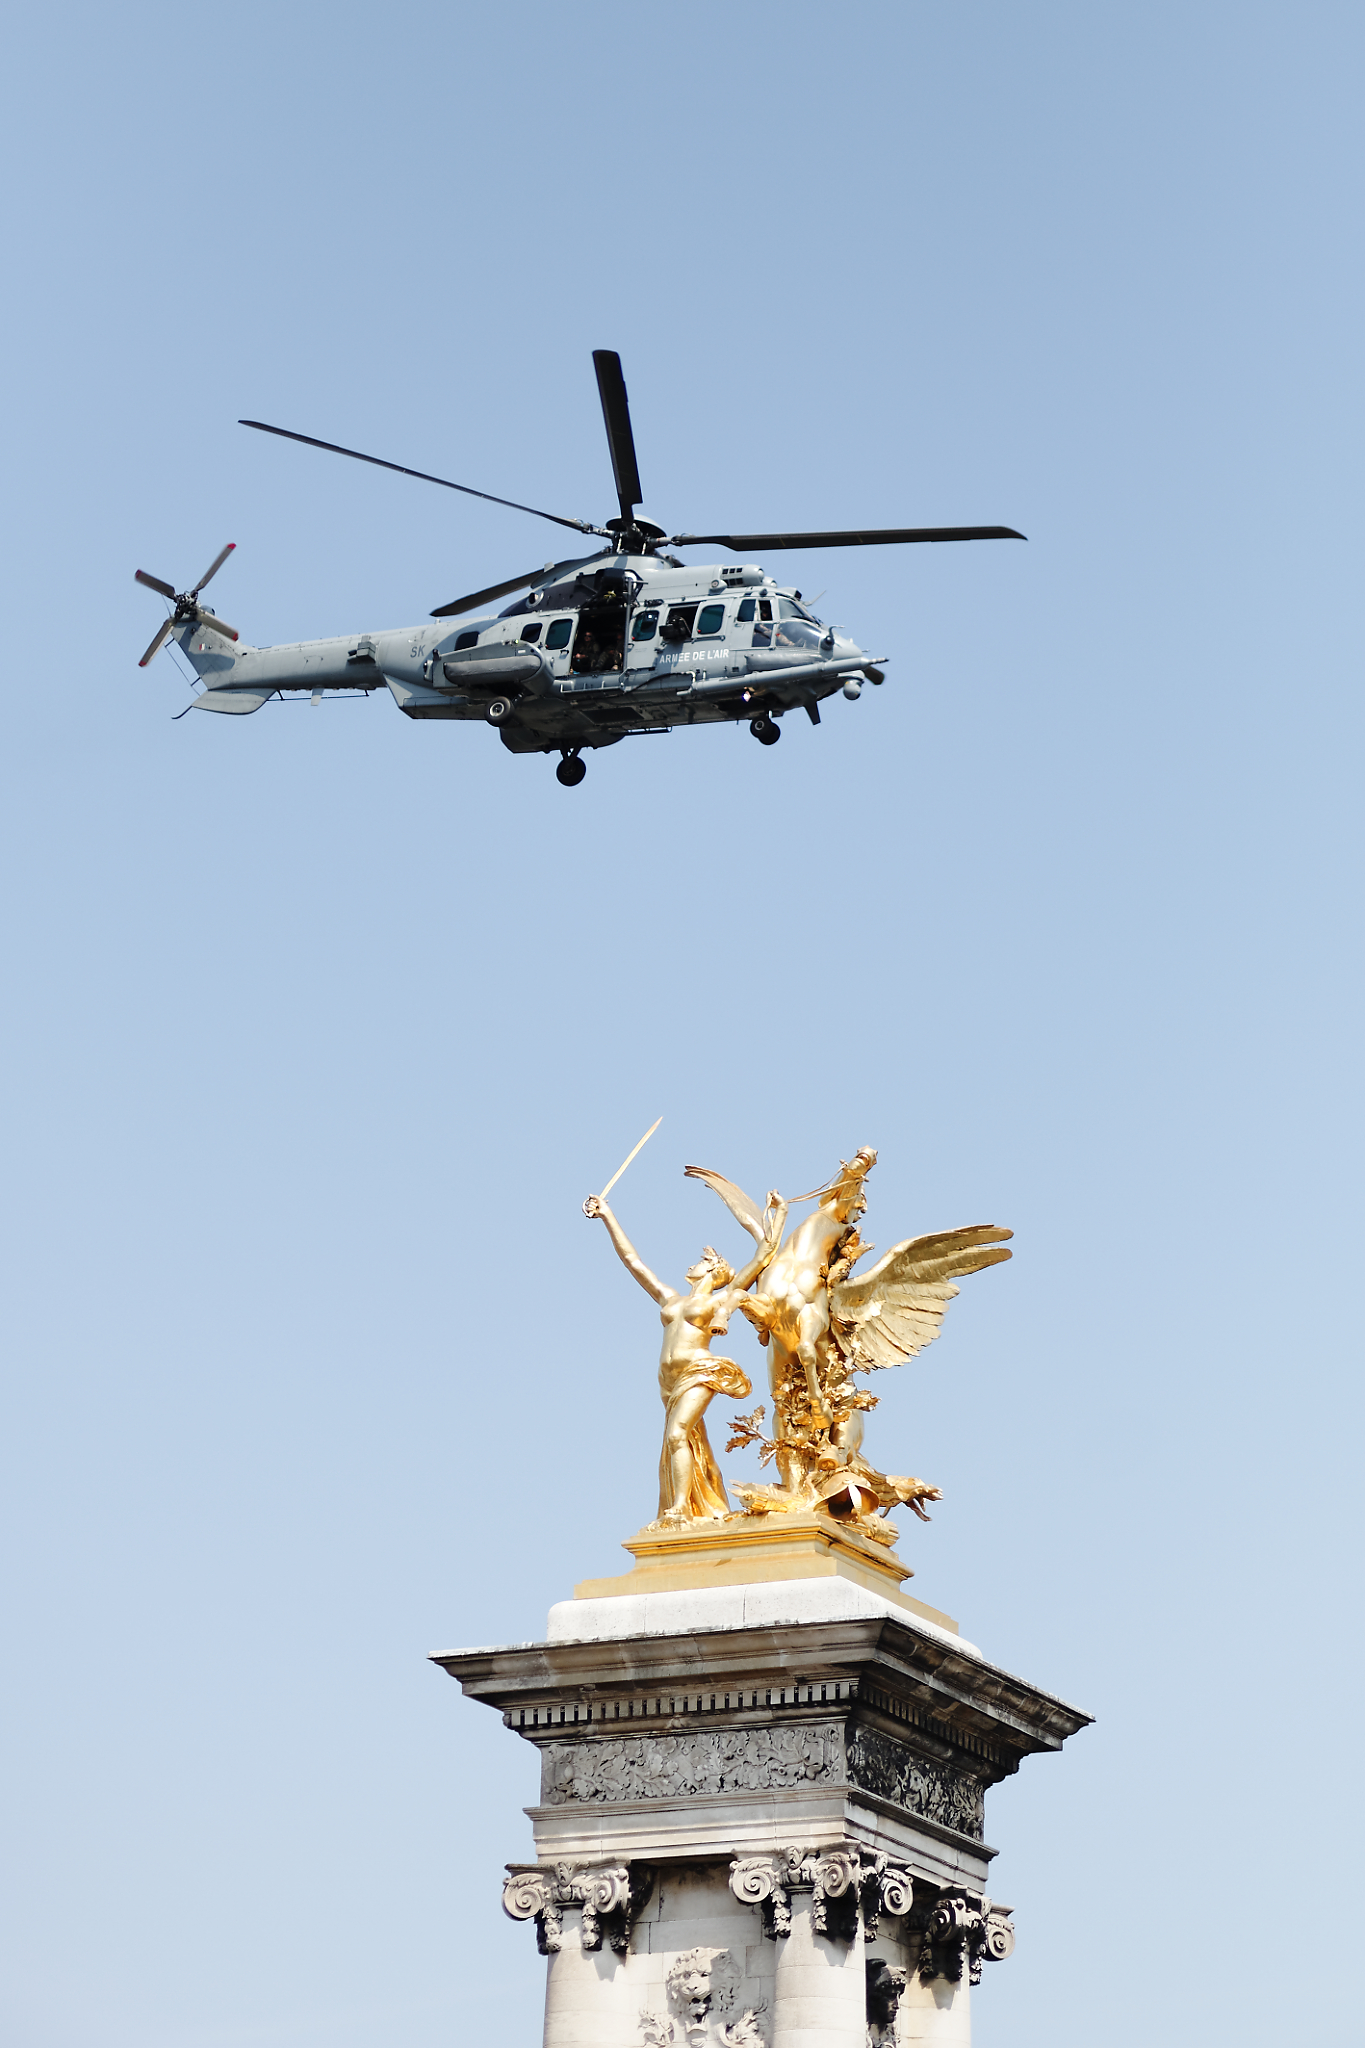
[632,610,659,641]
[660,605,697,642]
[736,598,756,622]
[545,619,573,650]
[519,622,542,643]
[453,630,478,650]
[696,603,725,635]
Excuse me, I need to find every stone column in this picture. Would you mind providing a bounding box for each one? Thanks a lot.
[893,1970,972,2047]
[771,1889,866,2048]
[541,1919,636,2048]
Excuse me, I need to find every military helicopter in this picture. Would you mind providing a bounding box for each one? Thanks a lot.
[134,352,1023,786]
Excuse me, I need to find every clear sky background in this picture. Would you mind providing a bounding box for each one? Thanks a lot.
[1,4,1360,2044]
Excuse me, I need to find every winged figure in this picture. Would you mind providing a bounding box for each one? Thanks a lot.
[827,1224,1014,1374]
[685,1153,1011,1539]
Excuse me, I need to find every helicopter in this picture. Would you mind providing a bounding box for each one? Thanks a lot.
[134,352,1023,787]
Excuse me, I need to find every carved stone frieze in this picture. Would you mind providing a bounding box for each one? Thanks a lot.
[914,1892,1015,1986]
[541,1722,842,1804]
[503,1859,653,1955]
[728,1844,914,1946]
[846,1723,985,1840]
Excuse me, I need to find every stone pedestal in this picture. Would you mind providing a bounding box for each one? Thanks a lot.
[435,1520,1089,2048]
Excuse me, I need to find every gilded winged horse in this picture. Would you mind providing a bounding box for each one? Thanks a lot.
[684,1150,1011,1538]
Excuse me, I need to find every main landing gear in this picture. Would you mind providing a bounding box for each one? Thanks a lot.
[750,714,781,746]
[556,749,587,787]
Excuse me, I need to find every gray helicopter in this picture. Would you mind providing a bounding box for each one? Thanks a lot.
[134,352,1023,786]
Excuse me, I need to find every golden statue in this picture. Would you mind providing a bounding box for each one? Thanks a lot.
[584,1132,1010,1543]
[687,1150,877,1487]
[687,1150,1012,1540]
[583,1188,787,1528]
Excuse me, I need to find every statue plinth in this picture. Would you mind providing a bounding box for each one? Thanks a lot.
[576,1511,959,1638]
[435,1526,1090,2047]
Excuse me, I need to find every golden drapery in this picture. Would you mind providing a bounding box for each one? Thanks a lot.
[657,1358,750,1520]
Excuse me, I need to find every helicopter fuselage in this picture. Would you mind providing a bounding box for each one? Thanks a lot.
[172,549,884,755]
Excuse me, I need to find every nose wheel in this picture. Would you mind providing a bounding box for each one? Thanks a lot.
[750,715,781,746]
[556,749,587,787]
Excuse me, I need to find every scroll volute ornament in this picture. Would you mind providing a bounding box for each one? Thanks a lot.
[859,1855,913,1940]
[983,1905,1017,1963]
[727,1853,793,1938]
[807,1846,861,1941]
[918,1892,1016,1985]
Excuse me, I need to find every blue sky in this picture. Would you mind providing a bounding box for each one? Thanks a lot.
[1,4,1361,2044]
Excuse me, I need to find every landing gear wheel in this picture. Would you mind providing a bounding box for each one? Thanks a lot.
[485,697,513,724]
[556,751,587,787]
[750,715,781,746]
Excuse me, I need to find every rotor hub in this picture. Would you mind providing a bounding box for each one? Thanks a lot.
[605,515,667,556]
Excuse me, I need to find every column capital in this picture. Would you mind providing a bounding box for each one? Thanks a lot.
[502,1858,653,1955]
[727,1842,915,1944]
[915,1889,1015,1985]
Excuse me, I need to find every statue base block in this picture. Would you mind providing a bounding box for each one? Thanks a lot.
[435,1532,1089,2047]
[575,1513,959,1638]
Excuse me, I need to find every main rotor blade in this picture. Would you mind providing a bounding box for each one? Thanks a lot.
[239,420,604,538]
[193,541,236,593]
[135,568,177,600]
[192,610,239,642]
[592,350,642,522]
[668,524,1027,550]
[138,618,173,667]
[430,564,557,620]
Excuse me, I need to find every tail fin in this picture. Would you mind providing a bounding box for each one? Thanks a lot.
[173,617,251,680]
[171,618,274,714]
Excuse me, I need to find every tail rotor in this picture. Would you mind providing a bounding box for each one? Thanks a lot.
[134,543,240,666]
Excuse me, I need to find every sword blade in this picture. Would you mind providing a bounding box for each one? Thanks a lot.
[599,1116,663,1201]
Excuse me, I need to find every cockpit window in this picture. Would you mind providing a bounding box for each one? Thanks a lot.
[520,622,542,643]
[545,619,573,650]
[774,618,825,651]
[632,609,659,641]
[696,603,725,636]
[453,630,479,650]
[736,598,756,622]
[778,598,817,621]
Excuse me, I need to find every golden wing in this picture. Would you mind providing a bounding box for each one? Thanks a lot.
[683,1164,769,1243]
[829,1225,1012,1371]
